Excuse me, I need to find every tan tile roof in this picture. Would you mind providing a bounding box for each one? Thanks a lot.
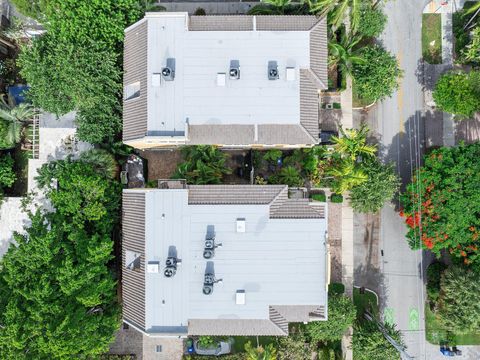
[270,199,325,219]
[188,185,286,205]
[187,319,287,336]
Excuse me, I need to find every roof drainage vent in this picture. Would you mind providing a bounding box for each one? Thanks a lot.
[236,290,246,305]
[236,218,246,233]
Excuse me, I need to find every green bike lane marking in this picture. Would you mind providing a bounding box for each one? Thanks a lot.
[383,307,395,326]
[409,307,419,331]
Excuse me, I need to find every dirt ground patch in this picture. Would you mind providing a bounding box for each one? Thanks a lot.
[140,149,183,181]
[328,202,343,283]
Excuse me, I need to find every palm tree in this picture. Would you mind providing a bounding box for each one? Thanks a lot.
[327,159,367,193]
[172,145,232,184]
[276,165,304,187]
[244,342,277,360]
[328,33,365,77]
[464,2,480,30]
[331,124,377,162]
[0,95,37,149]
[310,0,363,32]
[248,0,309,15]
[79,149,118,179]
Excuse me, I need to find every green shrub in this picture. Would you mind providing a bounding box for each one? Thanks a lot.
[305,294,356,342]
[197,336,217,348]
[263,149,283,163]
[312,193,327,202]
[352,45,403,103]
[194,7,206,15]
[0,153,16,189]
[357,5,387,38]
[426,262,447,305]
[331,193,344,203]
[432,71,480,117]
[329,282,345,295]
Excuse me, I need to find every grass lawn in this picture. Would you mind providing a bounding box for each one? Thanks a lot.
[353,287,379,320]
[422,14,442,64]
[352,83,374,108]
[425,304,480,345]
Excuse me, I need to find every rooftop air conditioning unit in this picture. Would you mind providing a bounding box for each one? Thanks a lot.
[164,256,180,277]
[161,58,175,81]
[229,60,240,80]
[268,61,279,80]
[236,218,246,233]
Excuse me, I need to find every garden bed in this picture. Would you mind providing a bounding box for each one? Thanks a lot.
[2,147,30,196]
[422,14,442,64]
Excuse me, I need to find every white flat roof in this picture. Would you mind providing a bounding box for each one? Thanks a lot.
[145,13,311,135]
[142,189,327,332]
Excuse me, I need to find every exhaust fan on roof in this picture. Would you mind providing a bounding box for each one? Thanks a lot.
[203,238,222,259]
[164,256,180,278]
[203,273,222,295]
[229,60,240,80]
[161,58,176,81]
[268,61,279,80]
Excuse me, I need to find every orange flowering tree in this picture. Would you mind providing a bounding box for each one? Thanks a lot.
[400,143,480,266]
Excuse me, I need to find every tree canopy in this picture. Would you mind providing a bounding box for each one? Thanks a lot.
[349,159,400,213]
[432,71,480,117]
[401,142,480,266]
[304,293,356,343]
[352,45,403,102]
[0,153,121,358]
[17,0,142,144]
[356,4,387,38]
[352,321,402,360]
[437,265,480,333]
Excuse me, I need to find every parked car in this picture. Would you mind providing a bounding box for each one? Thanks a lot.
[193,338,233,356]
[318,130,338,145]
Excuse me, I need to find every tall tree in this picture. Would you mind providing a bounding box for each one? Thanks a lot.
[352,44,403,102]
[328,34,366,77]
[400,143,480,266]
[0,155,121,358]
[310,0,363,32]
[349,159,400,213]
[331,125,377,161]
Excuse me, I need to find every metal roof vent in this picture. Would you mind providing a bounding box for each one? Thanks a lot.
[286,67,296,81]
[236,218,246,233]
[161,58,175,81]
[147,261,159,273]
[236,290,246,305]
[268,61,279,80]
[229,60,240,80]
[217,73,226,87]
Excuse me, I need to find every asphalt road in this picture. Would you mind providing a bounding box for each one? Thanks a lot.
[376,1,430,359]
